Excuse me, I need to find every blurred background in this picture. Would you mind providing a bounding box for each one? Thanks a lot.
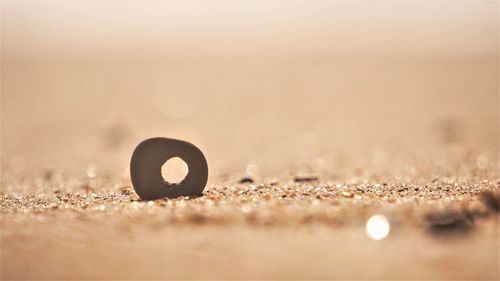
[1,0,499,185]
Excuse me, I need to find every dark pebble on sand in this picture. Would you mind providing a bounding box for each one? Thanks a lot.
[294,176,319,183]
[239,177,254,184]
[479,190,499,213]
[425,209,473,235]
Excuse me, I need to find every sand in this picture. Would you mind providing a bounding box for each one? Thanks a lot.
[1,1,499,279]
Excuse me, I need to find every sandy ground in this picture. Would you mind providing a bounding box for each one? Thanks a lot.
[1,179,499,279]
[1,1,499,279]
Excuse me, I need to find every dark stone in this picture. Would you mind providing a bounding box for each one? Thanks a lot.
[130,137,208,200]
[238,177,254,184]
[293,176,319,183]
[479,190,500,213]
[425,210,473,235]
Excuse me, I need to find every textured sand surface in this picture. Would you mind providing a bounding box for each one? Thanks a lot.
[1,1,499,279]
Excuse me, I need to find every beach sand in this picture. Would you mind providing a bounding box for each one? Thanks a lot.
[1,1,499,279]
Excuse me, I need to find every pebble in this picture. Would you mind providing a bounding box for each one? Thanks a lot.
[238,177,254,184]
[293,176,319,183]
[425,209,472,235]
[130,137,208,200]
[479,190,499,213]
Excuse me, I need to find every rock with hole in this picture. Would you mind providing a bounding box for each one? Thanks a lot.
[130,137,208,200]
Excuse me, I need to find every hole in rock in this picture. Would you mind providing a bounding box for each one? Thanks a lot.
[162,157,188,184]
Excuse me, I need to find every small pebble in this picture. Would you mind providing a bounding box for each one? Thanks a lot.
[425,209,472,235]
[238,177,254,184]
[294,176,319,183]
[479,190,499,213]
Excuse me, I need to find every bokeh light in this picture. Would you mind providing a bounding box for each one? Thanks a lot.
[366,215,390,240]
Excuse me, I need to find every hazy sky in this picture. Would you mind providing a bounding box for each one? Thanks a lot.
[2,0,498,61]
